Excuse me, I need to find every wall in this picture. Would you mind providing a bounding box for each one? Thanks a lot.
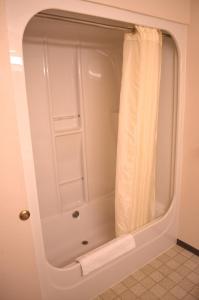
[83,0,191,24]
[178,0,199,249]
[0,1,42,299]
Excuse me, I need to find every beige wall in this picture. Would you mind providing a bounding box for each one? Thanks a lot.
[178,0,199,250]
[0,1,42,300]
[83,0,191,24]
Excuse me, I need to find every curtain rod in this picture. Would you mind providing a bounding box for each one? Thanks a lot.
[37,12,170,37]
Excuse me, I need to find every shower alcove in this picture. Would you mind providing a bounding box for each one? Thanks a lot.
[23,10,177,268]
[7,1,186,298]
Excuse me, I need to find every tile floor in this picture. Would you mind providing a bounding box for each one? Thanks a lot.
[94,245,199,300]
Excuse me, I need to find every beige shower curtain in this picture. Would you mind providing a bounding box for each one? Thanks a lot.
[115,26,162,236]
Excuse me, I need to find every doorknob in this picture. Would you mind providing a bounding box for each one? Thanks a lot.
[19,210,30,221]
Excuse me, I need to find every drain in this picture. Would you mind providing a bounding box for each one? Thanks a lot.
[72,210,79,218]
[82,240,88,245]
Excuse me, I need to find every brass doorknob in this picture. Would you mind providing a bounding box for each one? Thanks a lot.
[19,210,30,221]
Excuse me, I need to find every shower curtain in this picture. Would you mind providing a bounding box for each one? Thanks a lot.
[115,26,162,236]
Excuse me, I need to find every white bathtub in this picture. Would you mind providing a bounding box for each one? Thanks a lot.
[42,200,178,299]
[42,194,115,267]
[42,193,170,269]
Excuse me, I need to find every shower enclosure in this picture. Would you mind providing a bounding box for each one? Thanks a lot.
[23,10,177,268]
[6,0,187,298]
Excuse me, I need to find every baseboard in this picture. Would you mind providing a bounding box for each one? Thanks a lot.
[177,239,199,256]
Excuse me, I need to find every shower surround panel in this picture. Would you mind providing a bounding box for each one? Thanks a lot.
[23,18,123,266]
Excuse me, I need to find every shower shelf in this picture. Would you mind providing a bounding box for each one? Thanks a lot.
[53,114,81,134]
[54,129,82,137]
[59,177,83,186]
[53,115,80,120]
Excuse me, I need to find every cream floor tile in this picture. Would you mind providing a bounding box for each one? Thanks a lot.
[140,264,155,276]
[120,290,137,300]
[149,258,163,269]
[100,289,116,300]
[159,277,176,290]
[158,253,171,263]
[183,294,198,300]
[194,267,199,275]
[181,249,194,258]
[132,270,146,281]
[140,276,156,289]
[162,292,180,300]
[150,270,164,282]
[166,259,180,270]
[174,253,189,264]
[168,271,184,283]
[190,255,199,263]
[170,285,187,299]
[111,282,127,295]
[158,264,172,276]
[166,247,178,258]
[178,277,195,292]
[140,290,159,300]
[175,245,184,253]
[122,275,137,288]
[190,285,199,297]
[184,259,199,271]
[177,265,192,277]
[150,283,167,297]
[130,282,146,296]
[187,271,199,284]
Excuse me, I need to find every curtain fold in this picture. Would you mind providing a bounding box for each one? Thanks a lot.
[115,25,162,236]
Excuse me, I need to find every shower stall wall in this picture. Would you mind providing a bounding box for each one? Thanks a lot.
[23,13,177,268]
[23,16,123,266]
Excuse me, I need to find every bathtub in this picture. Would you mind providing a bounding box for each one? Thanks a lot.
[6,0,187,299]
[42,194,115,268]
[41,200,179,300]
